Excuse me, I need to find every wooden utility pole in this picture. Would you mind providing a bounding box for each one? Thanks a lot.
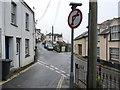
[87,0,98,88]
[52,26,54,45]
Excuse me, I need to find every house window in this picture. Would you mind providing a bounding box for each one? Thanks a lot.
[110,48,119,61]
[98,29,100,42]
[97,47,100,57]
[11,2,17,25]
[110,25,120,40]
[25,39,29,57]
[25,13,29,30]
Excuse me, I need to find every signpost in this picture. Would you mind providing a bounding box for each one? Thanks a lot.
[68,9,82,29]
[68,3,82,88]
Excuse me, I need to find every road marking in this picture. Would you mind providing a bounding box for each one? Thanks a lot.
[49,67,54,71]
[45,65,49,68]
[57,76,64,89]
[54,67,59,70]
[67,74,70,77]
[37,62,44,66]
[50,65,55,68]
[0,63,37,85]
[55,71,61,74]
[60,70,66,74]
[61,74,67,78]
[39,61,47,65]
[38,60,69,78]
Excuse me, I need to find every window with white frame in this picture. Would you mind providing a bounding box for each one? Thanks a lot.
[110,25,120,40]
[97,47,100,57]
[97,29,100,42]
[25,39,29,57]
[25,13,29,30]
[11,2,17,25]
[110,48,119,61]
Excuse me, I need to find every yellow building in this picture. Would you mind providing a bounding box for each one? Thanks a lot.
[74,17,120,64]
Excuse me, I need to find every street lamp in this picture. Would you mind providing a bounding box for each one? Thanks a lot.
[69,2,82,88]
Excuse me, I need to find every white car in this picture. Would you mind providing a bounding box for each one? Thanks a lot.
[47,44,53,50]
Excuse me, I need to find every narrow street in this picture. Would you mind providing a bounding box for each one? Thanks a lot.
[2,43,71,88]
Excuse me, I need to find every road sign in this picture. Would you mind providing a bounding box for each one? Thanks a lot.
[68,9,82,29]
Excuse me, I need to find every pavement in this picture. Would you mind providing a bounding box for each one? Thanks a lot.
[1,43,71,89]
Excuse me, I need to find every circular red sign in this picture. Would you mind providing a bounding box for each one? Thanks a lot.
[68,9,82,29]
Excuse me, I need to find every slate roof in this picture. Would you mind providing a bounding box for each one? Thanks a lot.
[100,29,110,35]
[74,31,88,40]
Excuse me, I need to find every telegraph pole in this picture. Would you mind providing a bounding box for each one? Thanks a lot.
[52,26,54,45]
[87,0,98,88]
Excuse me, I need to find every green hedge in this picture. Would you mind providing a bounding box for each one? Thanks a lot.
[53,45,60,52]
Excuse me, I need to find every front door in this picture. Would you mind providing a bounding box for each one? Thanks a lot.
[16,39,20,67]
[5,37,9,59]
[78,44,82,55]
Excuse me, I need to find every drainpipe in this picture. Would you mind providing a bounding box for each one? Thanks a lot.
[106,35,108,61]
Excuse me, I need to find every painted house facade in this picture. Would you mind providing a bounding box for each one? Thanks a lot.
[74,17,120,64]
[0,1,2,58]
[46,33,63,42]
[0,0,35,71]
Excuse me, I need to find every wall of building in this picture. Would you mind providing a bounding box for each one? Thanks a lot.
[0,1,2,58]
[74,38,86,57]
[1,0,35,69]
[99,35,108,61]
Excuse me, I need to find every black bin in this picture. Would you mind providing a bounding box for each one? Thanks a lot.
[0,59,12,81]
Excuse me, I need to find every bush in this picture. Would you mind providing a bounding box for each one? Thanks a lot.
[53,45,60,52]
[96,77,103,88]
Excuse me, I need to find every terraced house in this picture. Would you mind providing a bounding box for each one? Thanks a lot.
[0,0,35,71]
[74,17,120,64]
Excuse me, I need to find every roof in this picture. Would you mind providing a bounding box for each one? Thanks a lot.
[20,0,34,14]
[74,31,88,40]
[100,29,110,35]
[46,33,62,37]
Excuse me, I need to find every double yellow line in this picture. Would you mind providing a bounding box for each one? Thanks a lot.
[56,76,64,89]
[0,63,37,85]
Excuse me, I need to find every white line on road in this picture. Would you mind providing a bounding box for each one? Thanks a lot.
[50,65,55,68]
[38,60,69,78]
[60,70,66,74]
[54,67,59,70]
[49,67,54,71]
[67,74,70,77]
[55,71,61,74]
[61,74,67,78]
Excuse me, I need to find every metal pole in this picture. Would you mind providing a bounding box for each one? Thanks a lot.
[87,0,97,88]
[69,3,82,88]
[69,5,76,88]
[70,28,74,88]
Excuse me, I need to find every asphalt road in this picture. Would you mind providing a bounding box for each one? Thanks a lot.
[2,43,71,88]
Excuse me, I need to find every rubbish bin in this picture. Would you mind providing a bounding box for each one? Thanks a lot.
[0,59,12,81]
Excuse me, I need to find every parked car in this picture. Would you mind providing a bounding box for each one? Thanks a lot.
[42,41,46,45]
[47,44,53,50]
[44,43,48,49]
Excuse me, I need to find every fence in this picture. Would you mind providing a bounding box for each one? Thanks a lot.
[75,63,120,89]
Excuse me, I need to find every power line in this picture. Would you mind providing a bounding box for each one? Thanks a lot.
[39,0,52,21]
[53,0,62,25]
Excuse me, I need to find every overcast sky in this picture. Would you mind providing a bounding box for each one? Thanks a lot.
[24,0,119,43]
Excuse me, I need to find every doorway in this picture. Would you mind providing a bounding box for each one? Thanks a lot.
[78,44,82,55]
[16,39,20,67]
[5,37,9,59]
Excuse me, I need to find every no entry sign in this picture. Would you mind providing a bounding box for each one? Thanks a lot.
[68,9,82,29]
